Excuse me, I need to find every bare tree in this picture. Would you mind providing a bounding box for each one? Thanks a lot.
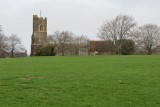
[0,26,8,57]
[51,31,74,56]
[133,24,160,55]
[0,33,8,57]
[74,35,89,44]
[8,34,25,58]
[48,33,89,56]
[73,35,89,55]
[98,15,136,54]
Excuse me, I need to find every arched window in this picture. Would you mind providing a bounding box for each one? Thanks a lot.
[40,25,43,31]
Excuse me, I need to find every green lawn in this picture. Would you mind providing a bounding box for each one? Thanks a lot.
[0,55,160,107]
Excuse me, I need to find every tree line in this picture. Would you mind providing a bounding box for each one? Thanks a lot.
[45,14,160,56]
[1,14,160,57]
[98,14,160,55]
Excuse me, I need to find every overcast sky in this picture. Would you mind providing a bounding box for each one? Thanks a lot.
[1,0,160,54]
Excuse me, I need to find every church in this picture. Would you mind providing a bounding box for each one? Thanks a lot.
[31,14,89,56]
[31,15,113,56]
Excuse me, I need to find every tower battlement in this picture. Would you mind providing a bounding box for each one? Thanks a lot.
[33,15,47,21]
[33,15,47,32]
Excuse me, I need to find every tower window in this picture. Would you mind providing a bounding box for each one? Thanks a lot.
[40,25,43,31]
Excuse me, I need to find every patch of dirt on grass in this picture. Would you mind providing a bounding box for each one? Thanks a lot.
[17,76,45,81]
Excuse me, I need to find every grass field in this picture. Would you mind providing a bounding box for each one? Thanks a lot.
[0,55,160,107]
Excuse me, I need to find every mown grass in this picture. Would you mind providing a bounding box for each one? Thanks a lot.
[0,55,160,107]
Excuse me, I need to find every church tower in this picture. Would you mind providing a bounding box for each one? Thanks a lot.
[31,15,47,56]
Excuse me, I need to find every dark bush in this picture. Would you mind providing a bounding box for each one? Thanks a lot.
[37,44,55,56]
[117,39,135,55]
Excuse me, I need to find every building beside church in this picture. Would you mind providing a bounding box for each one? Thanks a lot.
[31,15,47,56]
[89,40,115,55]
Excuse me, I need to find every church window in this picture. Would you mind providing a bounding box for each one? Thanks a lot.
[40,25,43,31]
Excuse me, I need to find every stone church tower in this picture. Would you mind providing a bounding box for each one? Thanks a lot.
[31,15,47,56]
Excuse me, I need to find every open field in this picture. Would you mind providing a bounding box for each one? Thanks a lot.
[0,55,160,107]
